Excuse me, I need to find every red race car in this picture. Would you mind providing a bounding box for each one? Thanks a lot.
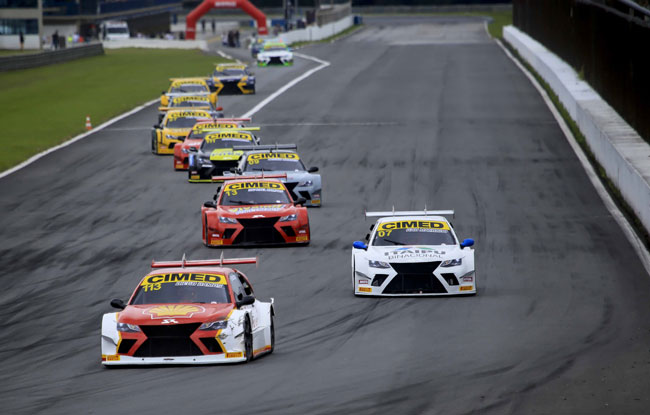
[173,119,252,171]
[101,256,275,365]
[202,175,310,246]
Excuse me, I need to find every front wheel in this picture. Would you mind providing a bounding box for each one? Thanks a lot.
[268,315,275,354]
[151,135,158,154]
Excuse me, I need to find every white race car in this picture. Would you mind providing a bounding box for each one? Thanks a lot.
[256,42,293,66]
[351,210,476,296]
[101,256,274,365]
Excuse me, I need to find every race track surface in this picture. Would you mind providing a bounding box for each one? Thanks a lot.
[1,16,649,415]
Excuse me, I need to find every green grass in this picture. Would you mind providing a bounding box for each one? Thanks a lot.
[0,48,228,171]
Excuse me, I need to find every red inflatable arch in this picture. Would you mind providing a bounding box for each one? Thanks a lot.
[186,0,268,40]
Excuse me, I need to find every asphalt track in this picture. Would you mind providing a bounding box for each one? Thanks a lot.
[1,16,650,415]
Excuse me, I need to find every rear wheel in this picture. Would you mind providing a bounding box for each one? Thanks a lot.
[268,314,275,354]
[151,135,158,154]
[244,318,253,363]
[203,215,210,247]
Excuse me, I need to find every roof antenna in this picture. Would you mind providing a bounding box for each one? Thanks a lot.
[181,253,187,268]
[392,205,395,216]
[219,251,224,266]
[424,203,427,215]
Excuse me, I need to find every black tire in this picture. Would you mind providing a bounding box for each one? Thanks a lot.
[352,259,355,290]
[268,314,275,354]
[244,318,253,363]
[151,134,158,154]
[203,215,210,247]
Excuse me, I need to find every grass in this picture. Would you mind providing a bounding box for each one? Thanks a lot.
[503,42,650,249]
[0,48,228,171]
[290,24,365,48]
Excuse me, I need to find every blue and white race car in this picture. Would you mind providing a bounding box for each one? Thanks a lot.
[351,209,476,296]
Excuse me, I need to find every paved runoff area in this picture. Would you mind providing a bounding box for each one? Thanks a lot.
[1,16,649,415]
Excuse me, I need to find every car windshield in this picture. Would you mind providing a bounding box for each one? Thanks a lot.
[169,85,207,93]
[214,69,246,76]
[201,138,251,151]
[221,182,291,205]
[130,273,231,305]
[264,46,287,52]
[171,100,209,108]
[165,116,205,129]
[372,220,456,246]
[245,155,305,172]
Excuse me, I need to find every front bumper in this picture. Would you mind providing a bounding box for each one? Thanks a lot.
[257,56,293,66]
[188,160,240,183]
[354,262,476,296]
[213,79,255,95]
[205,218,310,246]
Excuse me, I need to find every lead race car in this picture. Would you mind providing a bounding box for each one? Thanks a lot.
[351,209,476,296]
[257,41,293,66]
[225,144,322,207]
[208,63,255,95]
[101,255,275,365]
[202,175,310,246]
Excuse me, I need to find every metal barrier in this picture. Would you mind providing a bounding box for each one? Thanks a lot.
[513,0,650,142]
[316,3,352,26]
[0,43,105,72]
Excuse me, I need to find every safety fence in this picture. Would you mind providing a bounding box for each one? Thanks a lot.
[0,43,104,72]
[513,0,650,143]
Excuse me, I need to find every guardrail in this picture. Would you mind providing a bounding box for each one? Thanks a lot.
[352,3,512,14]
[0,43,104,72]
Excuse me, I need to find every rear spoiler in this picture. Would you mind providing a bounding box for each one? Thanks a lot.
[233,144,296,152]
[365,207,455,218]
[151,253,257,268]
[158,105,211,112]
[169,77,207,81]
[214,63,247,68]
[212,173,287,182]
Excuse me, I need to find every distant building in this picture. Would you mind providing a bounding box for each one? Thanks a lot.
[0,0,43,49]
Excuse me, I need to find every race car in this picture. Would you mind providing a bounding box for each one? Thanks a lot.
[250,37,268,58]
[157,95,224,124]
[351,209,476,296]
[187,130,260,182]
[208,63,255,95]
[202,175,310,246]
[173,119,253,170]
[101,255,275,365]
[225,144,321,207]
[257,42,293,66]
[161,78,218,107]
[151,109,215,155]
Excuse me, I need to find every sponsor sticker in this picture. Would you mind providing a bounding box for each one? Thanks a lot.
[193,122,238,132]
[167,111,211,120]
[172,79,205,86]
[376,220,449,238]
[142,273,226,285]
[204,132,253,143]
[383,246,446,260]
[359,287,372,293]
[211,239,224,245]
[460,286,474,291]
[143,304,206,319]
[172,96,209,103]
[247,152,299,164]
[105,354,120,361]
[226,352,243,358]
[296,235,308,242]
[227,205,285,215]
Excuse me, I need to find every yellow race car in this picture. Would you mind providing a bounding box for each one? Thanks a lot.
[208,63,255,95]
[160,78,218,107]
[187,130,260,182]
[157,95,223,123]
[151,109,215,155]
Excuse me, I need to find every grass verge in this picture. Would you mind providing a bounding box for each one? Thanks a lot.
[0,48,228,172]
[502,41,650,249]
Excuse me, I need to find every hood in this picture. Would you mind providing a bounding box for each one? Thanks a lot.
[370,245,462,262]
[244,170,311,181]
[259,50,291,58]
[210,148,243,161]
[163,128,190,135]
[223,204,292,216]
[215,76,243,82]
[119,303,234,325]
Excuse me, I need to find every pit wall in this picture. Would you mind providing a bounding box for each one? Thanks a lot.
[504,25,650,236]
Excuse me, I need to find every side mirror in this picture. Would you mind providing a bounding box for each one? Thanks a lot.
[353,241,367,250]
[294,197,307,206]
[188,147,198,152]
[460,238,475,248]
[365,233,370,242]
[204,201,216,208]
[216,106,223,111]
[308,166,319,173]
[229,167,239,173]
[153,124,161,129]
[110,299,126,310]
[369,224,374,231]
[238,295,255,307]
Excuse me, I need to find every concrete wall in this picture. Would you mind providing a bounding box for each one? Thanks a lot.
[504,25,650,236]
[102,38,209,51]
[280,15,354,44]
[0,35,40,50]
[0,43,104,72]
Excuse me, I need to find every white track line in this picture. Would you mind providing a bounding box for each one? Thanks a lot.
[495,38,650,275]
[241,53,330,118]
[0,53,329,180]
[0,98,159,180]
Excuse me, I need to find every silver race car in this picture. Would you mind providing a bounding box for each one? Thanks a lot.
[225,144,322,207]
